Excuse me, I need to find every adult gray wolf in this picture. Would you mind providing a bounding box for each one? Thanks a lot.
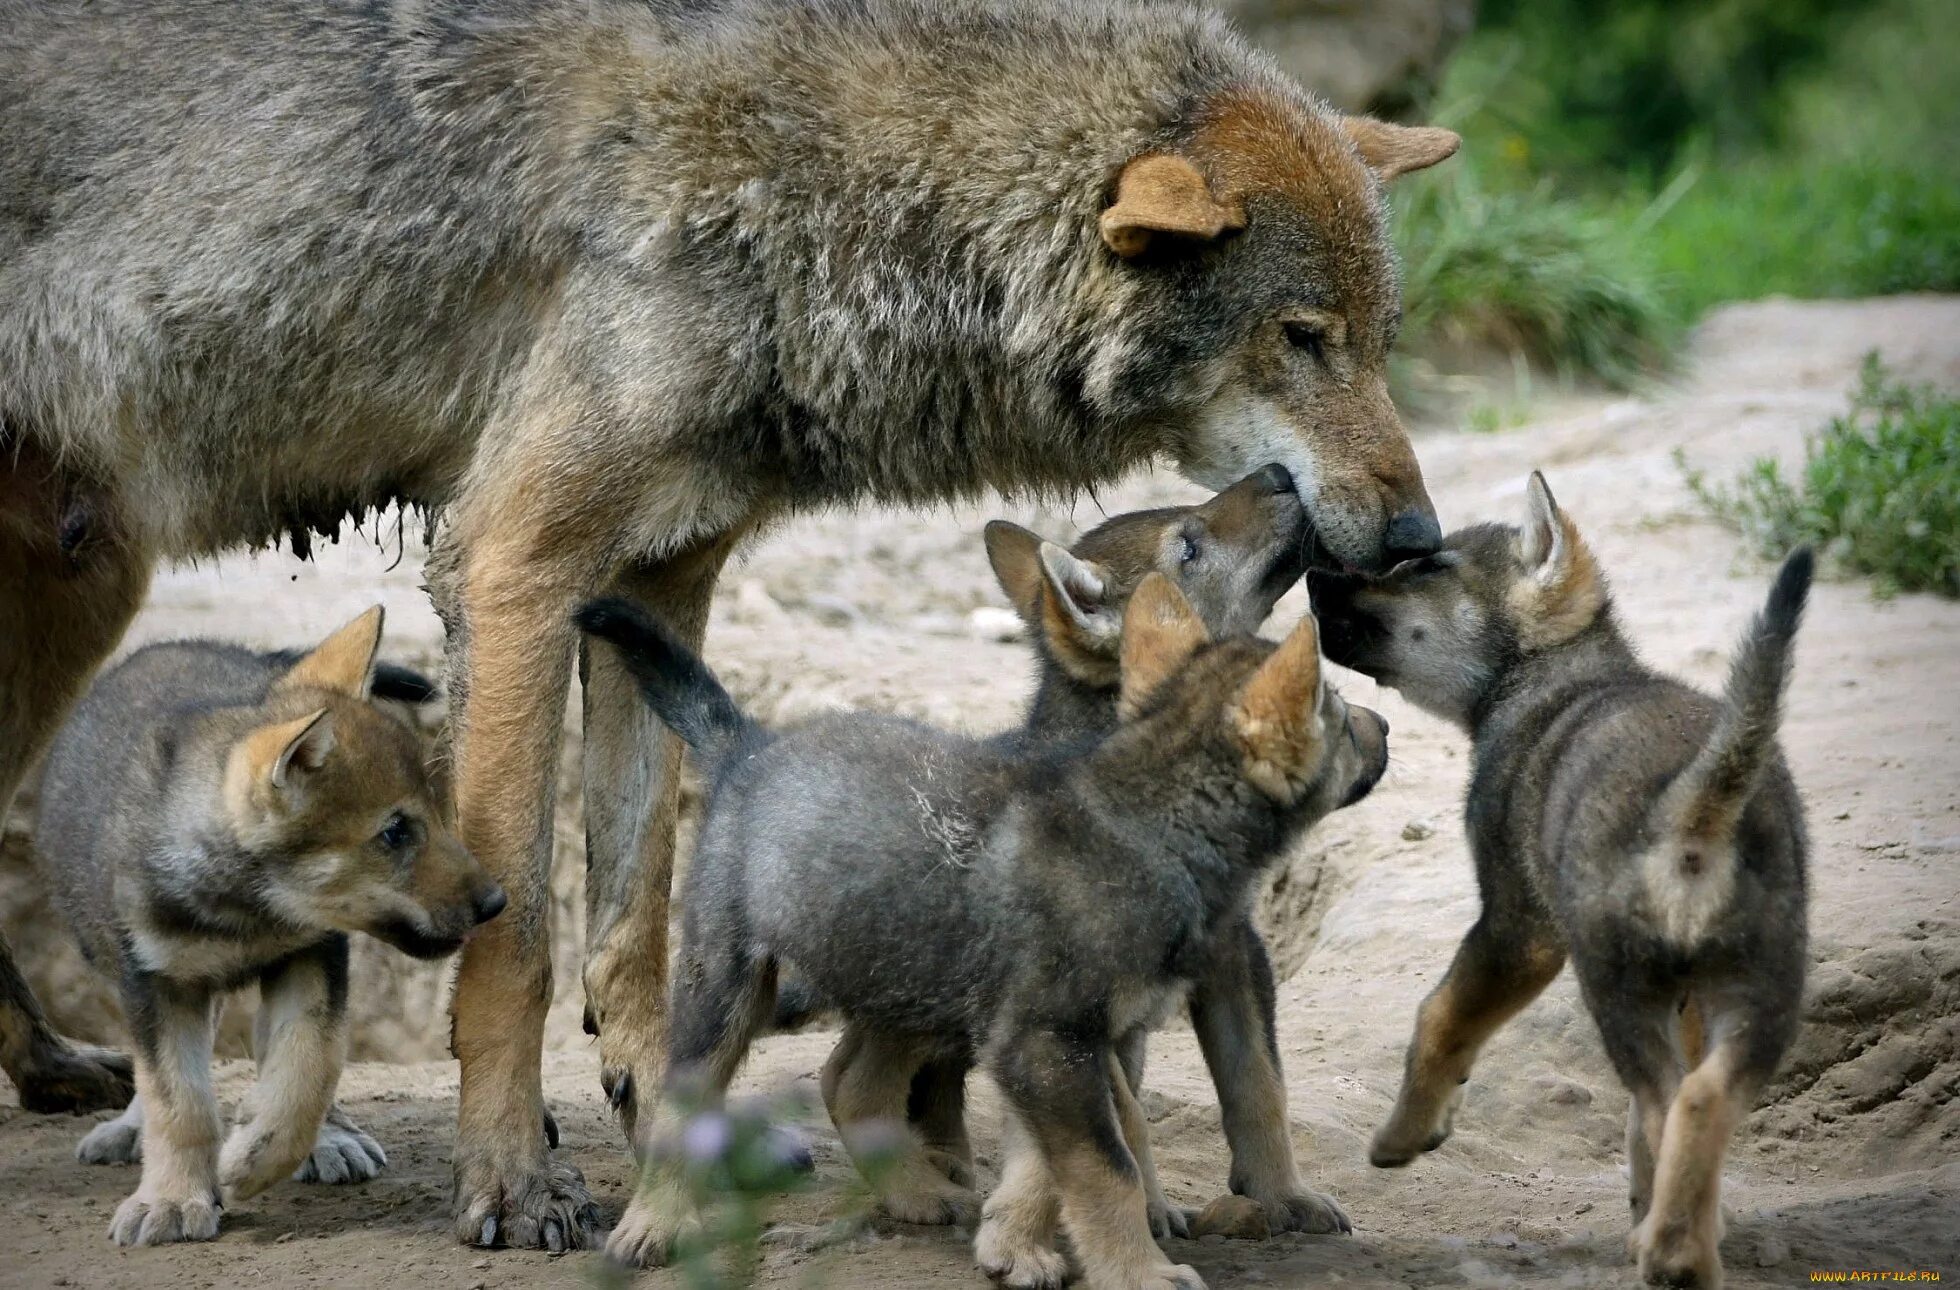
[1309,476,1812,1289]
[1,0,1455,1247]
[32,608,503,1245]
[577,575,1385,1283]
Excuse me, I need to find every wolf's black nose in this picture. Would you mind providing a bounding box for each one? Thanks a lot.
[1384,508,1442,561]
[475,886,508,924]
[1260,463,1295,493]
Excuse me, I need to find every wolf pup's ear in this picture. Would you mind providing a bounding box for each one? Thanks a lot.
[1101,154,1245,258]
[1037,540,1121,660]
[281,605,386,698]
[1230,613,1328,800]
[237,708,337,799]
[1510,471,1605,648]
[1338,118,1461,182]
[1118,572,1210,718]
[984,521,1047,625]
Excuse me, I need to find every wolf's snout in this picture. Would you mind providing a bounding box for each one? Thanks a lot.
[473,885,508,925]
[1384,508,1442,562]
[1259,463,1295,494]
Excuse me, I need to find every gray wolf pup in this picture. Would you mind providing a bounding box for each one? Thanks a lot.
[1308,475,1811,1289]
[34,608,505,1246]
[4,0,1453,1245]
[578,575,1386,1286]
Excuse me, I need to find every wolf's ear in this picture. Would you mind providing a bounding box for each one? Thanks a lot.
[984,521,1047,626]
[1035,540,1120,656]
[1511,471,1604,646]
[281,605,385,698]
[1338,117,1461,182]
[240,708,337,795]
[1230,614,1328,799]
[1118,573,1210,718]
[1101,154,1245,258]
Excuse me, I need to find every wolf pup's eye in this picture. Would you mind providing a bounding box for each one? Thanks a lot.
[377,812,415,851]
[1283,321,1326,363]
[1180,535,1200,565]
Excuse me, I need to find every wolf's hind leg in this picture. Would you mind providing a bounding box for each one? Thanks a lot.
[822,1024,977,1226]
[78,1092,145,1164]
[219,939,348,1201]
[109,981,221,1246]
[605,943,777,1268]
[1109,1033,1186,1239]
[0,446,150,1114]
[1371,914,1565,1167]
[908,1054,975,1185]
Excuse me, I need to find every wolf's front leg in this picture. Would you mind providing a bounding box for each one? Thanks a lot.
[110,978,222,1246]
[997,1029,1202,1290]
[1189,919,1347,1235]
[219,938,348,1201]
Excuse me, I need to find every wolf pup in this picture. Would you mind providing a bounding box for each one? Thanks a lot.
[579,576,1385,1287]
[35,608,505,1246]
[1309,474,1811,1288]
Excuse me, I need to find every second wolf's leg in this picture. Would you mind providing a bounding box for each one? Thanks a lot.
[1108,1034,1187,1239]
[1629,1032,1760,1290]
[219,939,348,1200]
[605,937,777,1268]
[997,1030,1202,1290]
[1370,913,1566,1167]
[1190,919,1347,1234]
[109,978,221,1246]
[974,1107,1068,1290]
[77,1092,146,1164]
[0,450,150,1113]
[908,1055,975,1185]
[580,530,747,1152]
[821,1024,977,1225]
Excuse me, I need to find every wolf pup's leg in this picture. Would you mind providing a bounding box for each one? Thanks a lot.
[78,1092,145,1164]
[580,531,748,1155]
[606,941,777,1267]
[1110,1030,1187,1239]
[996,1029,1202,1290]
[1190,919,1347,1233]
[109,977,221,1246]
[1,935,134,1115]
[975,1107,1068,1290]
[908,1055,975,1185]
[218,939,349,1200]
[1371,914,1566,1167]
[821,1023,977,1226]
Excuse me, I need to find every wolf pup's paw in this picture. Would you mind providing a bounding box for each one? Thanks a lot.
[18,1039,135,1116]
[1253,1186,1352,1235]
[1138,1262,1207,1290]
[973,1221,1068,1290]
[604,1189,703,1269]
[294,1111,387,1184]
[1148,1197,1194,1240]
[77,1115,143,1166]
[878,1155,981,1227]
[1630,1214,1723,1289]
[109,1189,222,1246]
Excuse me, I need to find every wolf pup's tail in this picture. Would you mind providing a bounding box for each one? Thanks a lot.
[574,597,752,764]
[1646,548,1812,943]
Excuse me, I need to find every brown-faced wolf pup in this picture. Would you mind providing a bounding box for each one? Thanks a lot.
[578,576,1385,1287]
[1308,473,1811,1288]
[785,465,1341,1279]
[35,608,504,1246]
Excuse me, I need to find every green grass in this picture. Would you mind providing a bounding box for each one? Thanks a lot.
[1684,354,1960,597]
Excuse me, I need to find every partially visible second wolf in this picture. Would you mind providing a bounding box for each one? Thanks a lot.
[34,609,506,1246]
[1310,475,1812,1289]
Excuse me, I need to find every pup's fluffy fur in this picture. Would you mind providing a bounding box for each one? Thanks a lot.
[34,609,504,1246]
[1310,474,1811,1289]
[578,577,1385,1288]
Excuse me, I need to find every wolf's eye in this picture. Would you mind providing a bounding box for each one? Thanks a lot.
[377,812,415,852]
[1180,535,1200,565]
[1283,321,1326,363]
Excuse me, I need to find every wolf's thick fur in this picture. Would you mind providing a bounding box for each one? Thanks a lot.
[2,0,1454,1243]
[32,609,505,1246]
[579,582,1385,1284]
[1309,476,1811,1289]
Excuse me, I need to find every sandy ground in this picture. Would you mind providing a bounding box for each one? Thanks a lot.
[3,295,1957,1289]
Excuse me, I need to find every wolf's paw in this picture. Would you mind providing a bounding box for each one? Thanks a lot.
[603,1191,702,1268]
[1137,1262,1206,1290]
[1251,1185,1351,1236]
[18,1039,135,1116]
[974,1219,1068,1290]
[77,1114,143,1166]
[924,1144,977,1189]
[1631,1215,1723,1289]
[453,1152,600,1253]
[109,1190,222,1246]
[878,1155,980,1227]
[1147,1197,1193,1240]
[1368,1112,1453,1168]
[294,1112,387,1184]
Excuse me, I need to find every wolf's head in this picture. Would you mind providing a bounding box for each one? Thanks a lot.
[985,463,1308,689]
[1308,472,1612,726]
[1111,574,1388,825]
[1094,94,1456,573]
[218,607,504,959]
